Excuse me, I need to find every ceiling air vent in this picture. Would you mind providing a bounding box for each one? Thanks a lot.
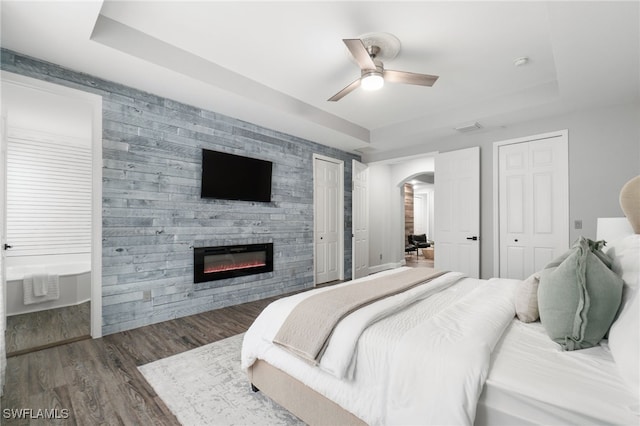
[454,122,483,133]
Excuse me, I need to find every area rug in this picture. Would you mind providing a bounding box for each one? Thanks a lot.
[138,333,304,425]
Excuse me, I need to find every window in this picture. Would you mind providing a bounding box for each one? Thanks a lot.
[6,129,91,256]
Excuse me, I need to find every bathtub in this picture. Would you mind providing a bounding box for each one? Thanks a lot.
[5,253,91,316]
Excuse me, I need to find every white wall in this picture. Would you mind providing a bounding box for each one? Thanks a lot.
[3,82,92,138]
[368,163,395,271]
[367,101,640,278]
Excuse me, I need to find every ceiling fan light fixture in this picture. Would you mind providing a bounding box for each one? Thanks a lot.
[361,71,384,91]
[328,35,438,101]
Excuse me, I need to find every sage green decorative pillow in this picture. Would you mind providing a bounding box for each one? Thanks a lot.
[538,237,624,351]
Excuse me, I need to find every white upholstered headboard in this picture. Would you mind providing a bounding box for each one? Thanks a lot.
[597,218,634,242]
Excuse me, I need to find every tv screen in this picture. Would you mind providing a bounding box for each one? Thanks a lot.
[201,149,273,202]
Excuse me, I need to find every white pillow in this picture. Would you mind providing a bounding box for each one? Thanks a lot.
[606,234,640,398]
[608,291,639,400]
[515,273,540,323]
[605,234,640,298]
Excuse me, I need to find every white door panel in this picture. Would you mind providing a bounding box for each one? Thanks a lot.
[314,157,342,284]
[498,133,568,279]
[435,147,480,278]
[352,160,369,279]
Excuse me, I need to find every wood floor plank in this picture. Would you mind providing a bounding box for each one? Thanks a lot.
[5,302,90,356]
[26,349,66,395]
[1,292,298,425]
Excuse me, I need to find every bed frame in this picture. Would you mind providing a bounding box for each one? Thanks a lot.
[248,360,366,425]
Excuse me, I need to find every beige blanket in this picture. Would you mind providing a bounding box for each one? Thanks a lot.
[273,268,446,363]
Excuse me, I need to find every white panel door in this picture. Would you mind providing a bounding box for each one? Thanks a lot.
[352,160,369,279]
[414,195,425,235]
[499,136,568,279]
[315,157,340,284]
[434,147,480,277]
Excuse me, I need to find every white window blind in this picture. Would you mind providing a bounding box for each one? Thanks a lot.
[6,130,92,257]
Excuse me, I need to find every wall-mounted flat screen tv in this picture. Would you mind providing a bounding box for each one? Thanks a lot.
[201,149,273,202]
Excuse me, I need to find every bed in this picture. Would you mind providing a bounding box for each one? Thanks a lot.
[241,179,640,425]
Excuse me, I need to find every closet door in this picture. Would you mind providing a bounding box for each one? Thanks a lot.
[314,156,342,284]
[498,134,568,279]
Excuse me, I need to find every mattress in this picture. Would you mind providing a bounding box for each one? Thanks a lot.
[476,319,639,426]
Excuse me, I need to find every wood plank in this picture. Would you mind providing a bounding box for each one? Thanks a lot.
[1,288,303,425]
[6,302,90,356]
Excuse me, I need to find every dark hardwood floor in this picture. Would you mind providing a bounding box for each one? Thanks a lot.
[1,295,279,425]
[405,248,435,269]
[6,302,91,357]
[1,270,410,425]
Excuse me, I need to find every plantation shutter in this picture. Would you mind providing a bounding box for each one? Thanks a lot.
[6,131,92,257]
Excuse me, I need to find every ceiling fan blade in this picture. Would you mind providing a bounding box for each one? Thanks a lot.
[328,78,361,102]
[343,39,376,70]
[384,70,439,86]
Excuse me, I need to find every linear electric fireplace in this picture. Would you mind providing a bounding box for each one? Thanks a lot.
[194,243,273,283]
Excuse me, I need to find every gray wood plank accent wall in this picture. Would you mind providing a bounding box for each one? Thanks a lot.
[1,49,360,335]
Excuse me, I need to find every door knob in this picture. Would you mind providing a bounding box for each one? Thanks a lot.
[3,244,12,250]
[466,236,478,241]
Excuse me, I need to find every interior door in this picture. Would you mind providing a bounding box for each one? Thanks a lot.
[314,157,341,284]
[434,147,480,277]
[498,135,569,279]
[352,160,369,279]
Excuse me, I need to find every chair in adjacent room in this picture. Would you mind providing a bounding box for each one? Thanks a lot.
[405,236,418,257]
[409,234,431,257]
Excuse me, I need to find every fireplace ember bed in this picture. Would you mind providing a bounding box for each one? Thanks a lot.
[194,243,274,283]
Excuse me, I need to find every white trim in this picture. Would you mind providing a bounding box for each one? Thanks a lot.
[368,262,403,275]
[312,154,345,285]
[1,114,7,395]
[367,150,439,166]
[492,129,569,277]
[1,71,103,338]
[90,90,103,339]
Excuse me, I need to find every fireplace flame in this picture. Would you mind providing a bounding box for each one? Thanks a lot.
[204,260,267,274]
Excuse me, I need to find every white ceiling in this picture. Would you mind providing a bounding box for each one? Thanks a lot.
[1,1,638,160]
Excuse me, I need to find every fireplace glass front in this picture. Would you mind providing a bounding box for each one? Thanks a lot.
[194,243,273,283]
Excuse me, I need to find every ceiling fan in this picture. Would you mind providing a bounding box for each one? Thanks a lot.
[328,34,439,102]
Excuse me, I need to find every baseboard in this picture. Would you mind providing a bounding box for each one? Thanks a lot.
[368,262,403,275]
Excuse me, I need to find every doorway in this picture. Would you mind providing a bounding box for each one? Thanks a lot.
[1,72,103,357]
[403,175,435,268]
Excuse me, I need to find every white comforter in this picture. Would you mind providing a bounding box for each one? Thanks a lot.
[241,269,518,425]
